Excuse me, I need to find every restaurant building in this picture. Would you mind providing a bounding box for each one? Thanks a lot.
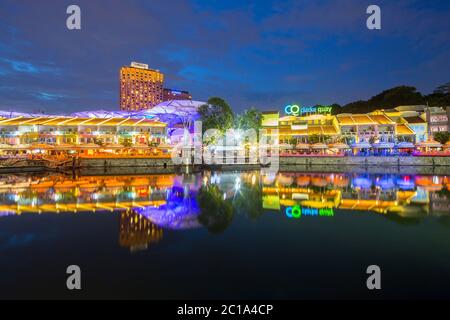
[261,105,424,154]
[426,107,449,135]
[0,115,167,154]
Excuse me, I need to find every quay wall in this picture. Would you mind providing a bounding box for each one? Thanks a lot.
[278,156,450,167]
[77,156,450,168]
[78,157,174,168]
[1,156,450,174]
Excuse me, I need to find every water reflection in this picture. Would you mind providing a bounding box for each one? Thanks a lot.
[119,210,163,252]
[0,171,449,251]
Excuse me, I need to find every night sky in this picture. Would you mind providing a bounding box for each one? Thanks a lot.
[0,0,449,114]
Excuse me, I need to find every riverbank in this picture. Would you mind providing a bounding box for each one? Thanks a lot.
[76,155,450,167]
[1,155,450,174]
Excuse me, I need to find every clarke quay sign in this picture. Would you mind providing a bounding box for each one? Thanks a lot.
[284,104,333,116]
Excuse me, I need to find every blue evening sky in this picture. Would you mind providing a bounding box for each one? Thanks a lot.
[0,0,449,113]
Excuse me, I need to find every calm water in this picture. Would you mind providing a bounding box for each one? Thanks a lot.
[1,169,450,299]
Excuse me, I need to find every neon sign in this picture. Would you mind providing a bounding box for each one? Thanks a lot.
[284,104,333,116]
[285,205,334,218]
[284,104,300,116]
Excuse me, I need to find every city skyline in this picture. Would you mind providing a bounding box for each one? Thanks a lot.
[0,0,449,114]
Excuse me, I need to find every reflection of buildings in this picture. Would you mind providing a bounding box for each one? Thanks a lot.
[1,171,450,244]
[0,174,204,226]
[0,173,203,251]
[119,210,163,252]
[0,174,173,214]
[260,172,450,218]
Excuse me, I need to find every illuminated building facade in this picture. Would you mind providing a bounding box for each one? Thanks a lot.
[120,62,164,111]
[336,113,407,145]
[0,116,167,148]
[261,111,340,145]
[163,88,192,101]
[261,105,436,154]
[426,107,449,135]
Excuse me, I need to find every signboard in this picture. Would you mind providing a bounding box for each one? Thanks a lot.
[284,104,333,116]
[261,112,279,127]
[285,205,334,218]
[131,62,149,70]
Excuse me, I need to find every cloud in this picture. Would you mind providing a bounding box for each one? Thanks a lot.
[32,92,66,101]
[0,0,448,112]
[1,58,61,75]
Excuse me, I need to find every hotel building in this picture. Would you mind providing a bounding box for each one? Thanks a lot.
[120,62,164,111]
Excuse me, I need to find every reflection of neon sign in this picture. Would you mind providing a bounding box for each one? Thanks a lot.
[284,104,333,116]
[286,205,302,218]
[285,205,334,218]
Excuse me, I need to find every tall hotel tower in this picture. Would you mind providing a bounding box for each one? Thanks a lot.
[120,62,164,111]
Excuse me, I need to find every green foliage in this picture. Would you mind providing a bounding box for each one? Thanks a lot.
[120,138,133,147]
[334,83,450,114]
[232,180,264,220]
[93,138,104,146]
[234,108,262,132]
[426,82,450,107]
[198,97,234,135]
[335,86,425,114]
[197,185,234,234]
[288,137,297,147]
[433,131,450,144]
[434,82,450,95]
[308,134,331,144]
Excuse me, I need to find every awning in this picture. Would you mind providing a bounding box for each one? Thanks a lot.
[54,143,76,150]
[28,143,55,150]
[102,143,124,149]
[76,143,100,149]
[416,140,442,148]
[328,143,350,149]
[396,142,415,149]
[372,142,395,149]
[12,144,31,149]
[351,142,372,149]
[0,144,13,149]
[296,143,310,149]
[311,143,328,149]
[396,124,415,135]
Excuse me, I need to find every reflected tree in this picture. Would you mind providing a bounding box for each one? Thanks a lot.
[197,185,234,234]
[233,182,264,220]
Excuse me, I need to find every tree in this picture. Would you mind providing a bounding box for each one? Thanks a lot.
[197,185,234,234]
[232,180,264,220]
[335,86,425,114]
[234,108,262,132]
[308,134,331,144]
[433,82,450,95]
[198,97,234,135]
[425,82,450,107]
[93,138,104,147]
[433,132,450,144]
[120,138,133,148]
